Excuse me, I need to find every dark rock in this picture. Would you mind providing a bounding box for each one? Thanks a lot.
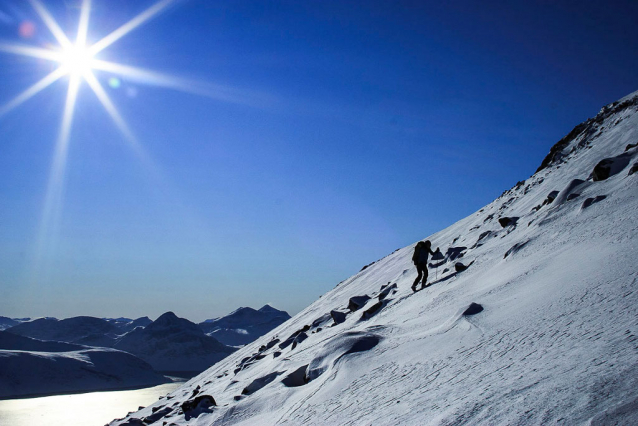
[592,159,614,181]
[311,313,332,328]
[234,395,243,401]
[181,395,216,415]
[281,364,309,387]
[545,190,560,205]
[191,385,200,397]
[462,303,484,316]
[625,142,638,151]
[455,261,474,272]
[498,217,518,228]
[445,246,467,261]
[258,345,267,352]
[591,154,632,181]
[119,418,145,426]
[143,407,173,424]
[629,163,638,176]
[273,351,282,358]
[582,195,607,209]
[348,295,371,312]
[567,193,580,201]
[279,326,310,349]
[359,261,375,272]
[290,332,308,350]
[378,283,397,301]
[265,338,280,350]
[360,301,385,320]
[330,310,347,325]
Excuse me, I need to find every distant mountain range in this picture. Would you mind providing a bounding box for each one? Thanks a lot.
[0,331,169,398]
[2,305,290,374]
[199,305,291,346]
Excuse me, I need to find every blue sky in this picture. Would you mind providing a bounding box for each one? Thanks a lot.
[0,0,636,322]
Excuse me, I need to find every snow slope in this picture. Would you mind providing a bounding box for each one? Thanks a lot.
[0,332,170,398]
[111,92,638,425]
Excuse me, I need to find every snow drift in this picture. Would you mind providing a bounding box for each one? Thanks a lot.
[111,91,638,425]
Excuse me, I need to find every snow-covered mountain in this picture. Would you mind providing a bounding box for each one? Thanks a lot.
[0,317,19,331]
[200,305,291,346]
[105,316,153,333]
[110,90,638,425]
[113,312,237,373]
[0,316,30,331]
[7,316,120,345]
[0,331,169,398]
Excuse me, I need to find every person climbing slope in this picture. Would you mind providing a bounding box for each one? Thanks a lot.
[411,240,438,291]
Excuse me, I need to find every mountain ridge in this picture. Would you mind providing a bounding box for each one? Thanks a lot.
[110,89,638,425]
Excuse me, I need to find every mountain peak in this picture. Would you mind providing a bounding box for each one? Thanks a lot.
[258,304,278,313]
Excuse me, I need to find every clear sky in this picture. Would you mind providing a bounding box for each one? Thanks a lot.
[0,0,636,322]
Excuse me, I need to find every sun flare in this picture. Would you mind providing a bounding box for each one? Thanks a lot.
[0,0,181,277]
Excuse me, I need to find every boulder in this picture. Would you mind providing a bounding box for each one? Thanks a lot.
[360,301,385,320]
[181,395,216,417]
[498,217,518,228]
[378,283,397,301]
[330,310,347,325]
[348,295,371,312]
[591,154,632,181]
[291,332,308,350]
[629,162,638,176]
[592,159,614,181]
[545,190,560,204]
[455,262,469,272]
[462,303,484,316]
[265,338,280,350]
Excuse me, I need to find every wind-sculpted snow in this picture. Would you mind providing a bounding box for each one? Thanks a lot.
[111,90,638,425]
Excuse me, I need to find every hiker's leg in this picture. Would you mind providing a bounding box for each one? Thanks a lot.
[421,267,429,287]
[412,265,423,289]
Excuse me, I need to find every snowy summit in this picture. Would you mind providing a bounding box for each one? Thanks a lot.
[111,92,638,425]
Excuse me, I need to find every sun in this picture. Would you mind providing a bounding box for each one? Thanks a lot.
[60,43,94,77]
[0,0,185,275]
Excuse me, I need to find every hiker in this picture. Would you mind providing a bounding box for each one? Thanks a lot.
[412,240,438,291]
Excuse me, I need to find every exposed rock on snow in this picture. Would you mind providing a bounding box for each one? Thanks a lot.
[498,216,518,227]
[582,195,607,209]
[330,310,347,325]
[454,261,472,272]
[181,394,216,419]
[378,283,397,301]
[591,153,632,181]
[111,91,638,425]
[462,303,484,316]
[348,295,371,311]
